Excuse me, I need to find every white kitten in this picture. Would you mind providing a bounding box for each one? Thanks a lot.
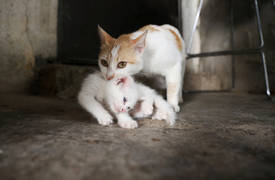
[78,72,175,129]
[97,24,186,112]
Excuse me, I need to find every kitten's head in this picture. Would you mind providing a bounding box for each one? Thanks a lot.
[105,75,138,114]
[97,25,147,80]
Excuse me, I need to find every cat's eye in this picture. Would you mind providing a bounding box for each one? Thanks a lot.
[100,59,108,67]
[127,106,130,110]
[117,61,127,69]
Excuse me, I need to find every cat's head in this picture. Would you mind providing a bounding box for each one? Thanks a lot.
[97,25,147,80]
[105,75,138,114]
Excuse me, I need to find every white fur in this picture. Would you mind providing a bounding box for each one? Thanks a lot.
[111,45,120,60]
[133,25,186,112]
[133,81,176,125]
[99,24,186,112]
[78,72,176,129]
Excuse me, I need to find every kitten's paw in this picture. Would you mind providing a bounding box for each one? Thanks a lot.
[133,101,153,118]
[167,116,176,126]
[152,110,168,121]
[152,109,176,126]
[118,119,138,129]
[133,111,146,118]
[97,114,113,126]
[141,101,154,116]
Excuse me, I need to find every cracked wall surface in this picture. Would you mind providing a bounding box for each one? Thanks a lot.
[0,0,57,92]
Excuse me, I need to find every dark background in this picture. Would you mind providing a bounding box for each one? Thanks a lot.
[58,0,180,64]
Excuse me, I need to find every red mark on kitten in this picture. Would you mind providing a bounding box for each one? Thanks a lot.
[116,77,127,86]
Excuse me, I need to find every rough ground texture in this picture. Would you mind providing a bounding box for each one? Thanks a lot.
[0,93,274,180]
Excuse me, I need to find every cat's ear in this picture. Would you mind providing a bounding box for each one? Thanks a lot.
[132,30,148,54]
[98,25,114,46]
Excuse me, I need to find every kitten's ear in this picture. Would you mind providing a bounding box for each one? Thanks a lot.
[132,30,148,54]
[98,25,114,46]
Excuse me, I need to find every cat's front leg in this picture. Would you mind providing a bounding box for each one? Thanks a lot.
[116,113,138,129]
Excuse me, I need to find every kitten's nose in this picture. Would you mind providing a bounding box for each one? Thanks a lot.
[107,74,115,80]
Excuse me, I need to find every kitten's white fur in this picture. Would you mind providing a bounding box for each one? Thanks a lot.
[78,72,175,129]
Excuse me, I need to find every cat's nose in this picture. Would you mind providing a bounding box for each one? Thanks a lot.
[107,74,115,80]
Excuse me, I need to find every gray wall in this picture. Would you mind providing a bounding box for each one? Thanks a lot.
[234,2,275,93]
[0,0,57,92]
[182,0,232,91]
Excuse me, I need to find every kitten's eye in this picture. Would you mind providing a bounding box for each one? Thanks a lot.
[117,61,127,69]
[100,59,108,67]
[127,106,131,110]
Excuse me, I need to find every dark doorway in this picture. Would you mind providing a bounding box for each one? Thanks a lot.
[58,0,181,65]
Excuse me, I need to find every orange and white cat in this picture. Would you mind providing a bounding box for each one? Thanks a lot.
[98,24,186,112]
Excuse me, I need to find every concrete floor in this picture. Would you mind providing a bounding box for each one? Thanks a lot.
[0,93,275,180]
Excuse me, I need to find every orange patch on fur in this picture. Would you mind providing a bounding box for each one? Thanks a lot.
[99,29,146,64]
[167,83,178,99]
[114,34,137,64]
[139,25,159,32]
[168,29,182,51]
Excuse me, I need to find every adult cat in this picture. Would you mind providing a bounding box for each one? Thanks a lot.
[97,24,186,112]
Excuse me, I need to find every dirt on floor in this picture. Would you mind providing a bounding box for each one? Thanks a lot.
[0,93,275,180]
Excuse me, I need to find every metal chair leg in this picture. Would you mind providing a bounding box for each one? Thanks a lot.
[186,0,272,99]
[187,0,204,54]
[254,0,271,98]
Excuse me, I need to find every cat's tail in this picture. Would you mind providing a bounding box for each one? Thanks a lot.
[153,95,176,126]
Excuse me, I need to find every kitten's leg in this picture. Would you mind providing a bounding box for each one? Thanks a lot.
[78,95,113,126]
[133,98,154,118]
[152,96,176,126]
[166,62,182,112]
[116,113,138,129]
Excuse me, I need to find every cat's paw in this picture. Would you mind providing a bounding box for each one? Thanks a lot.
[118,119,138,129]
[172,104,180,112]
[97,114,113,126]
